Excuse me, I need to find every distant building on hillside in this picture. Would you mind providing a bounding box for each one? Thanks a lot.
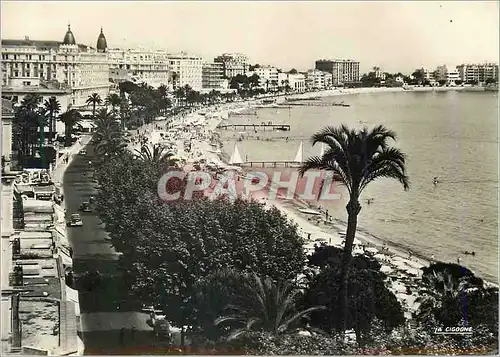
[315,59,360,85]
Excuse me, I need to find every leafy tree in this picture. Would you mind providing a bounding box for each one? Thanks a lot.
[59,109,82,146]
[214,272,325,340]
[417,262,498,345]
[13,94,45,166]
[303,245,404,345]
[43,96,61,144]
[86,93,102,118]
[411,69,425,84]
[298,125,409,334]
[220,331,356,355]
[288,68,298,74]
[118,80,139,95]
[438,79,447,86]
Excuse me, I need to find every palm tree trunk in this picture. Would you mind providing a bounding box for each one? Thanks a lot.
[339,198,361,335]
[65,125,72,147]
[180,325,185,348]
[93,103,96,118]
[48,114,53,144]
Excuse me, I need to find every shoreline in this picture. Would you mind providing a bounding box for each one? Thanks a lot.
[209,90,498,287]
[126,89,497,316]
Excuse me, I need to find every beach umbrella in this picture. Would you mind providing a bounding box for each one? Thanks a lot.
[380,265,393,274]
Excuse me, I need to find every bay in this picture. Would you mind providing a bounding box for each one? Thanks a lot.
[219,91,499,282]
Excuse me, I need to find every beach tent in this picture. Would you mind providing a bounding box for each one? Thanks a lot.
[229,144,244,165]
[293,141,304,163]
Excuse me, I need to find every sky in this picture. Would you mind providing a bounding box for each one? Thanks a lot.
[1,1,499,73]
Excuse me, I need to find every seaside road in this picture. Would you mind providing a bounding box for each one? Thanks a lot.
[64,144,158,354]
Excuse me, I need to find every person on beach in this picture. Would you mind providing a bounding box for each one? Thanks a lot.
[119,328,125,345]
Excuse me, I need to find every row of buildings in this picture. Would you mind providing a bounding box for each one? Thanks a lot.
[1,99,82,354]
[1,26,247,108]
[413,63,498,85]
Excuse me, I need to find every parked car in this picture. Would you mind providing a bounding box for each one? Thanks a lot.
[79,202,92,212]
[67,213,83,227]
[79,149,87,155]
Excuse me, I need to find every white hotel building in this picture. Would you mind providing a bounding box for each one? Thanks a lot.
[1,25,110,107]
[107,48,171,88]
[167,52,203,91]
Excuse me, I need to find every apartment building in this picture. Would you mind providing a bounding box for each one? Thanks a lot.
[305,69,330,90]
[202,62,224,89]
[447,70,460,85]
[107,48,171,88]
[315,59,360,85]
[276,72,306,92]
[214,53,249,79]
[167,52,203,91]
[253,66,279,90]
[456,63,499,83]
[373,66,386,80]
[1,25,110,107]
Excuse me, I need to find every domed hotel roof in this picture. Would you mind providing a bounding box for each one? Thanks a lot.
[96,27,107,52]
[63,24,76,45]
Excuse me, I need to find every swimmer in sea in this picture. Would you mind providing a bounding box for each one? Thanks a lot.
[433,177,439,186]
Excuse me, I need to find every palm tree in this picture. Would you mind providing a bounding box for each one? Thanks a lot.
[105,93,121,114]
[86,93,102,118]
[59,109,82,147]
[214,273,325,340]
[93,108,126,158]
[298,124,409,333]
[20,93,43,112]
[135,143,178,168]
[43,97,61,144]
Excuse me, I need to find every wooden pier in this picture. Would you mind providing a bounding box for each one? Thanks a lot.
[229,111,258,116]
[217,123,291,131]
[281,102,350,107]
[240,161,301,168]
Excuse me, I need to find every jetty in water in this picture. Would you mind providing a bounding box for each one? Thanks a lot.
[281,102,350,107]
[217,123,291,131]
[229,111,257,116]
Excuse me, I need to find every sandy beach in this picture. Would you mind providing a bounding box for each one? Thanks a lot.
[127,88,472,318]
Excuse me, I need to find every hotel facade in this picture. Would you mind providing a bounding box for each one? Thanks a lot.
[214,53,249,79]
[167,52,203,91]
[107,48,171,88]
[1,26,110,107]
[315,59,360,85]
[456,63,499,84]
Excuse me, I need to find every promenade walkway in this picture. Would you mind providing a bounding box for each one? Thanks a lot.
[63,144,157,353]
